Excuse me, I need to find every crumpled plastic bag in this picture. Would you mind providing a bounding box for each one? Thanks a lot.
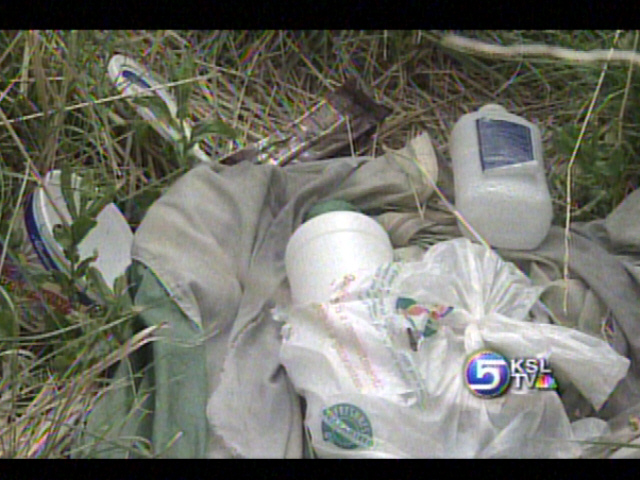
[275,237,630,458]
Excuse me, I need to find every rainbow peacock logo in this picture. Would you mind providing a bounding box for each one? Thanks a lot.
[534,373,558,390]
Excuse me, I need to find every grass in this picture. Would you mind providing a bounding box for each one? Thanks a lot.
[1,30,639,458]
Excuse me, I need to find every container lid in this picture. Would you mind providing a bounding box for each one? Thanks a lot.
[478,104,508,116]
[304,200,359,222]
[32,170,133,289]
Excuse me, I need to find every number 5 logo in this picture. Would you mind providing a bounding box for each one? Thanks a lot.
[464,351,511,398]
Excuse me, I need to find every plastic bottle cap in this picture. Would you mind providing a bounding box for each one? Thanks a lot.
[478,104,507,115]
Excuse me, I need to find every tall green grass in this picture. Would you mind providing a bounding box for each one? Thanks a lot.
[0,30,638,457]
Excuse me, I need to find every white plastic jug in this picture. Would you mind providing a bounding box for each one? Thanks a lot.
[285,211,393,305]
[449,104,553,250]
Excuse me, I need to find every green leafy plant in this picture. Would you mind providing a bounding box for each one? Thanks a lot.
[45,164,133,372]
[51,164,116,306]
[552,118,637,222]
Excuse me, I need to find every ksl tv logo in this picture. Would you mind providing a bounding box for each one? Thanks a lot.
[464,350,558,398]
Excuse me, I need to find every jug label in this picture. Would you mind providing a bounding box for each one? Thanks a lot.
[476,119,535,171]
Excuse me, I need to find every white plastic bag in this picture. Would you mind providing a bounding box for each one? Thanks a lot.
[277,238,630,458]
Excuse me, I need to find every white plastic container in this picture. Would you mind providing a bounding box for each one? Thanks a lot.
[285,211,393,305]
[25,170,134,293]
[450,104,553,250]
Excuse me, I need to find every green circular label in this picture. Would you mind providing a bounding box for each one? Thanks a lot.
[321,403,373,450]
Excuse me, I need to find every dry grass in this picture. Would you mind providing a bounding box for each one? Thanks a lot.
[0,30,639,458]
